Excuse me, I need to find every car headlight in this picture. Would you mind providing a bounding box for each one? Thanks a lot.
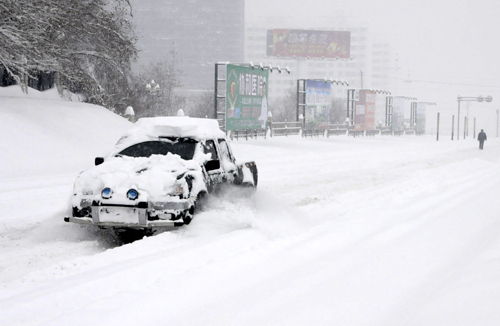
[127,188,139,200]
[101,187,113,199]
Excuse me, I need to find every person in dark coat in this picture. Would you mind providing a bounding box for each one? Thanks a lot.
[478,129,487,149]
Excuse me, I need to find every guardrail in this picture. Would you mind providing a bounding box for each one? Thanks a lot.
[405,129,415,135]
[366,129,380,137]
[232,129,267,140]
[303,129,323,137]
[381,130,393,136]
[348,130,364,137]
[228,121,420,141]
[327,129,347,137]
[270,121,302,137]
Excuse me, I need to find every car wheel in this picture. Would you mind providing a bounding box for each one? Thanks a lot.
[195,191,208,212]
[182,214,192,225]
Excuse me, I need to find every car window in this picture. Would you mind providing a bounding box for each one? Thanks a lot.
[217,139,234,163]
[202,140,218,161]
[117,140,197,160]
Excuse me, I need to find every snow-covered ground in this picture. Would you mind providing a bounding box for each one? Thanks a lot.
[1,86,499,326]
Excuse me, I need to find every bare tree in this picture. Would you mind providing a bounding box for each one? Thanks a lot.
[186,91,214,118]
[270,85,297,122]
[126,54,185,118]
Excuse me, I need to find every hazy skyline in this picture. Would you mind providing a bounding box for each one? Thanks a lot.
[247,0,500,81]
[246,0,500,132]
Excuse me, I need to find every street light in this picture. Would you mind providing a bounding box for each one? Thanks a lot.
[456,95,492,140]
[145,80,161,115]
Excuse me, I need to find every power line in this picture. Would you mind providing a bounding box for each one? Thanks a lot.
[373,75,500,88]
[406,78,500,88]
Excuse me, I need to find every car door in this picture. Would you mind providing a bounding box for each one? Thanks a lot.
[202,139,225,192]
[217,138,238,183]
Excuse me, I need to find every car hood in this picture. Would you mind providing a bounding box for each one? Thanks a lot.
[73,154,203,201]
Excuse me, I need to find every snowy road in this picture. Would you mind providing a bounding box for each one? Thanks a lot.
[1,133,500,326]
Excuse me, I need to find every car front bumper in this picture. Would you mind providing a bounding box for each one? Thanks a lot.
[65,204,188,229]
[64,215,185,228]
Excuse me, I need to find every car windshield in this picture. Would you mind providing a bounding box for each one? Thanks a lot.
[117,139,197,160]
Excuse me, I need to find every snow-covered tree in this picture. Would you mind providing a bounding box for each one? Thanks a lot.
[0,0,137,107]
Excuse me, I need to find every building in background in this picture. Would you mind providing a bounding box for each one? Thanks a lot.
[130,0,245,91]
[371,42,393,91]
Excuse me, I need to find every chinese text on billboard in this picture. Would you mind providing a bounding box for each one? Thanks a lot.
[267,29,351,59]
[305,80,331,129]
[225,64,269,131]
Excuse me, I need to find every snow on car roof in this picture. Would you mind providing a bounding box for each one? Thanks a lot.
[112,116,225,153]
[137,116,224,138]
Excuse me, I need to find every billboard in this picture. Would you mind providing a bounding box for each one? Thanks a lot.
[305,80,331,129]
[354,90,376,131]
[416,102,427,134]
[225,64,269,131]
[267,29,351,59]
[392,97,406,132]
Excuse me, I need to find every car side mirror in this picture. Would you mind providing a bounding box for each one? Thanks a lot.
[95,157,104,166]
[204,159,220,171]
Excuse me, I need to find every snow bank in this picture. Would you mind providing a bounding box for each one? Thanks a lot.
[0,86,132,178]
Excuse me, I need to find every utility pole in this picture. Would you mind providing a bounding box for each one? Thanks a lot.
[360,70,363,89]
[436,112,440,141]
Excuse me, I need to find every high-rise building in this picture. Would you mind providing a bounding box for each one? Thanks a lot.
[131,0,245,90]
[371,42,394,91]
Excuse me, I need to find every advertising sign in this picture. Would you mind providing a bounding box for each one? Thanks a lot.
[416,102,427,134]
[305,80,331,129]
[306,80,331,106]
[392,97,406,132]
[267,29,350,59]
[354,90,376,131]
[225,64,269,131]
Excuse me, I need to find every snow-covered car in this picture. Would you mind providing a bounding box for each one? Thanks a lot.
[64,116,257,233]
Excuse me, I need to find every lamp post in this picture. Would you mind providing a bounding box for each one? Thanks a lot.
[145,80,161,115]
[456,95,492,140]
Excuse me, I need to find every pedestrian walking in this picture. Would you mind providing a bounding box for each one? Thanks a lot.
[478,129,487,149]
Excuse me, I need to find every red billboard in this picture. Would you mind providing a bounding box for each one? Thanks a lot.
[267,29,351,59]
[354,90,376,131]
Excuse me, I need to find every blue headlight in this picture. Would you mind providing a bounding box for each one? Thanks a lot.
[101,187,113,199]
[127,189,139,200]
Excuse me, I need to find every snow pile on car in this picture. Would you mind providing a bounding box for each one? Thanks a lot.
[72,153,206,206]
[112,116,225,155]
